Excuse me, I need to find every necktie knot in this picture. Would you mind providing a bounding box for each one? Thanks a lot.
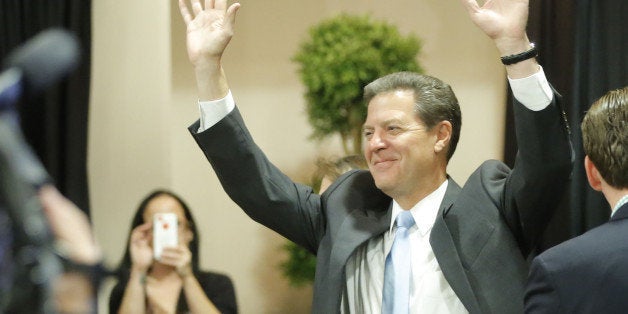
[396,211,415,229]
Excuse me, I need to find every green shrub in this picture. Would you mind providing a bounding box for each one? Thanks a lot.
[294,13,423,155]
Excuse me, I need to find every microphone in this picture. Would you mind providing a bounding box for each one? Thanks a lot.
[0,28,80,188]
[0,29,80,112]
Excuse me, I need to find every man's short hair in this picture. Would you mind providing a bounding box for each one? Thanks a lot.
[581,86,627,188]
[363,72,461,161]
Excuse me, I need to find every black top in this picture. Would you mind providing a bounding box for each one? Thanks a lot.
[108,270,237,314]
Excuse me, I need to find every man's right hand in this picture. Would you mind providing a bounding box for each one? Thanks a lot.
[178,0,240,101]
[178,0,240,68]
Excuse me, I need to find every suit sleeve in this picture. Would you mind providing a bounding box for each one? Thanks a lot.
[501,88,573,255]
[524,256,560,313]
[188,108,325,254]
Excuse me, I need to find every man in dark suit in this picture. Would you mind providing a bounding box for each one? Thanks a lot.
[178,0,572,312]
[525,87,628,314]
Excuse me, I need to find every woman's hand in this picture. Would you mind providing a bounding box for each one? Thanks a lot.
[159,244,193,278]
[129,222,153,273]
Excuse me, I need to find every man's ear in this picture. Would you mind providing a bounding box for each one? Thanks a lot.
[434,120,452,154]
[584,155,603,191]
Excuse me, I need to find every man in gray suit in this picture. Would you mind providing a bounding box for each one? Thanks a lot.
[525,86,628,314]
[178,0,572,312]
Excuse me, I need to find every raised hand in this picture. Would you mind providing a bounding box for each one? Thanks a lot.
[460,0,530,54]
[178,0,241,67]
[129,222,153,273]
[461,0,538,78]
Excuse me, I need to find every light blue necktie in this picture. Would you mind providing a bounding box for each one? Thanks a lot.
[382,210,415,314]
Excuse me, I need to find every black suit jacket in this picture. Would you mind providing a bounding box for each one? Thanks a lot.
[525,202,628,314]
[189,91,572,313]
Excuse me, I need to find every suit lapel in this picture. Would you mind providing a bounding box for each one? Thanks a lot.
[430,178,482,314]
[331,204,392,267]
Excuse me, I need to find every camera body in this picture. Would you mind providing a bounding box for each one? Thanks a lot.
[152,213,178,260]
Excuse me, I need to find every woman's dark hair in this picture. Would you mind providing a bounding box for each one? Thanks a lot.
[115,189,201,275]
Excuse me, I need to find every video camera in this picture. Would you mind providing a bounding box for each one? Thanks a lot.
[0,29,81,313]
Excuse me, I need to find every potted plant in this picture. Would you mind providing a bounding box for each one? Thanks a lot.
[293,13,423,155]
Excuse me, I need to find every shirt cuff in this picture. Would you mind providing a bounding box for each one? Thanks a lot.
[508,66,553,111]
[198,90,235,132]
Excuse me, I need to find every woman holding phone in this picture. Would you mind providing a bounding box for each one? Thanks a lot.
[109,190,237,314]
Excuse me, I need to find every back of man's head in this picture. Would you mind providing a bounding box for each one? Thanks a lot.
[581,86,627,189]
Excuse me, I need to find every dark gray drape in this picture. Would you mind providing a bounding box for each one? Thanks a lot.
[0,0,91,214]
[504,0,627,251]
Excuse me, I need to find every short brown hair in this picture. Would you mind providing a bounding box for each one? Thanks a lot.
[581,86,627,188]
[363,72,461,161]
[312,155,367,192]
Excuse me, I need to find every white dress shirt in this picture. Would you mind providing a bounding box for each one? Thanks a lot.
[612,194,628,218]
[341,180,468,313]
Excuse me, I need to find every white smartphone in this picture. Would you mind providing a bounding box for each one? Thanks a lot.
[153,213,178,260]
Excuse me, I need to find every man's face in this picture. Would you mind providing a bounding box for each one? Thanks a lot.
[363,90,442,200]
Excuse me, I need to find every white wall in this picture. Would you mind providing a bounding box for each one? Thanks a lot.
[90,0,506,313]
